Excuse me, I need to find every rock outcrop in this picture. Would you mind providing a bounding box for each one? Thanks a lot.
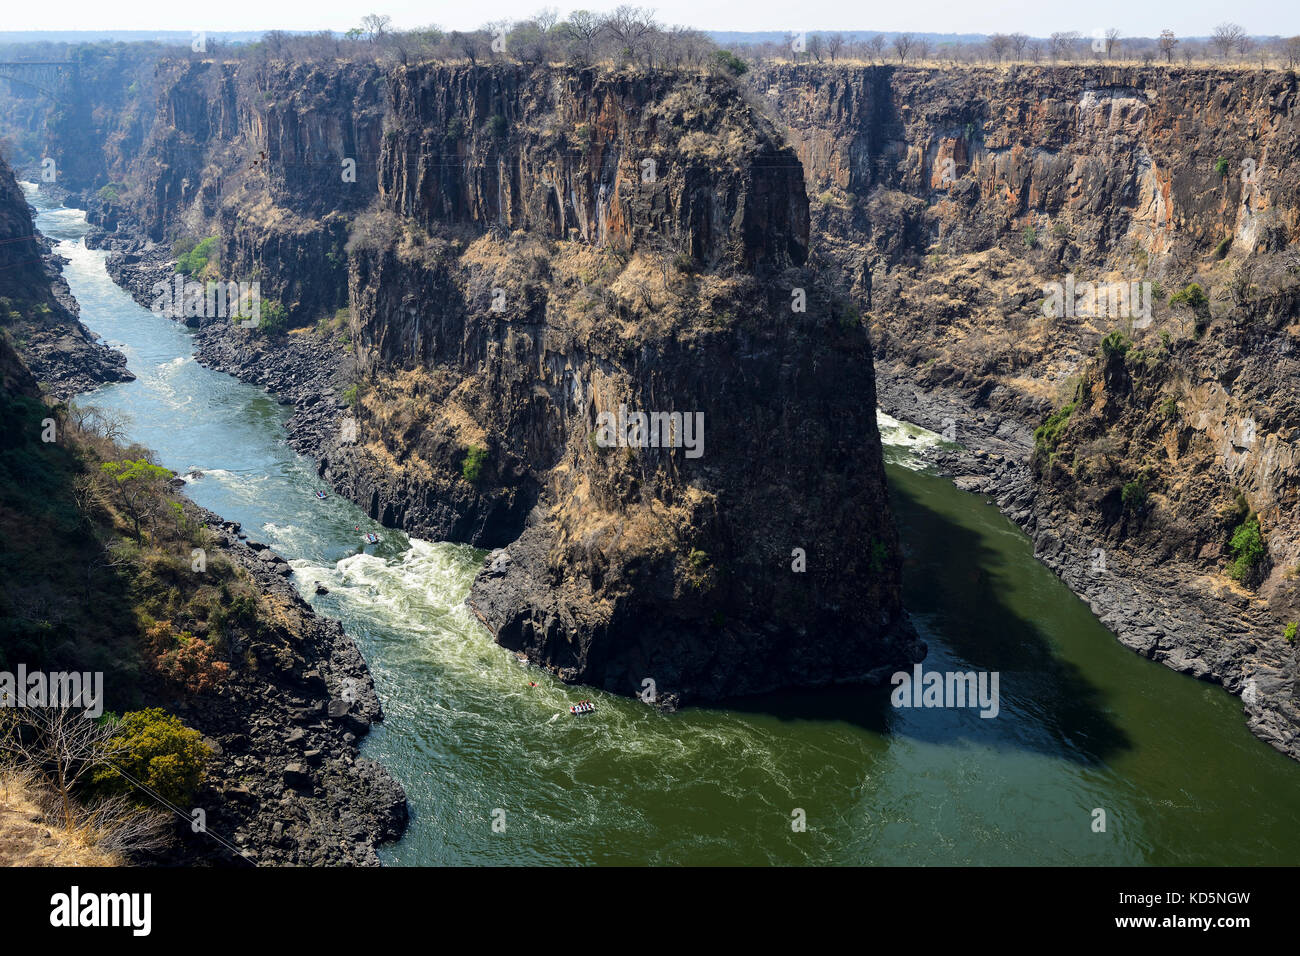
[333,65,918,704]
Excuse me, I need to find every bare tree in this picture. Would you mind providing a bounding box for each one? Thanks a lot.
[534,7,559,33]
[448,30,481,65]
[1010,32,1030,60]
[989,33,1012,63]
[1211,23,1245,60]
[807,33,825,63]
[893,33,915,64]
[865,34,886,64]
[0,708,125,832]
[1104,28,1121,59]
[826,33,845,61]
[604,5,659,67]
[1158,30,1179,63]
[1049,31,1081,62]
[561,10,604,64]
[913,38,931,63]
[509,18,552,65]
[360,14,392,44]
[1285,36,1300,69]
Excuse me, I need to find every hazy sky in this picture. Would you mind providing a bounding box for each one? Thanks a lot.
[3,0,1296,37]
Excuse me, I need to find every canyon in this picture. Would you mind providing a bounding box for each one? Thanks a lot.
[49,59,921,707]
[1,51,1298,814]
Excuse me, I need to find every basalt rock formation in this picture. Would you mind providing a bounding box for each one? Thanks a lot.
[332,65,917,704]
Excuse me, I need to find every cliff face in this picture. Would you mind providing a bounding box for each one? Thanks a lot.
[328,64,916,703]
[378,66,808,270]
[758,64,1300,756]
[89,57,385,324]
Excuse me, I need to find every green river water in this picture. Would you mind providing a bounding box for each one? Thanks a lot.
[28,185,1300,866]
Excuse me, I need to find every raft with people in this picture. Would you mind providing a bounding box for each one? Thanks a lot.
[569,700,595,715]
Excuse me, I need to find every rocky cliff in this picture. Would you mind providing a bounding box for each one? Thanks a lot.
[86,57,386,326]
[757,64,1300,757]
[330,64,917,704]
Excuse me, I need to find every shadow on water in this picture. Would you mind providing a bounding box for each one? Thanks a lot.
[888,469,1133,765]
[715,467,1132,767]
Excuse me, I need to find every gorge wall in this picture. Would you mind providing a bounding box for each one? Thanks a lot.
[756,64,1300,756]
[0,146,407,864]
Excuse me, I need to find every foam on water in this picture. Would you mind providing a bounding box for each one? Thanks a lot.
[876,409,952,470]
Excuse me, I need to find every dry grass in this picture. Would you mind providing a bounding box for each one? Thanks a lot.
[0,769,122,867]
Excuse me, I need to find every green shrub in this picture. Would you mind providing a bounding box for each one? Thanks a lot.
[1226,515,1266,583]
[1169,283,1208,310]
[1023,225,1037,249]
[1160,397,1179,420]
[91,708,210,806]
[256,299,288,334]
[1285,622,1297,644]
[711,49,749,76]
[462,444,488,483]
[1034,401,1077,459]
[488,114,507,139]
[837,302,861,330]
[342,384,359,407]
[1214,157,1231,178]
[1121,479,1148,513]
[1100,329,1131,358]
[1214,235,1232,259]
[868,538,888,574]
[443,116,465,145]
[176,236,218,276]
[688,548,709,570]
[573,123,592,153]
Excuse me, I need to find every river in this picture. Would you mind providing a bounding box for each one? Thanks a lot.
[27,185,1300,866]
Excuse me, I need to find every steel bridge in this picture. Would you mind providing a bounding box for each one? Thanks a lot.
[0,61,77,99]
